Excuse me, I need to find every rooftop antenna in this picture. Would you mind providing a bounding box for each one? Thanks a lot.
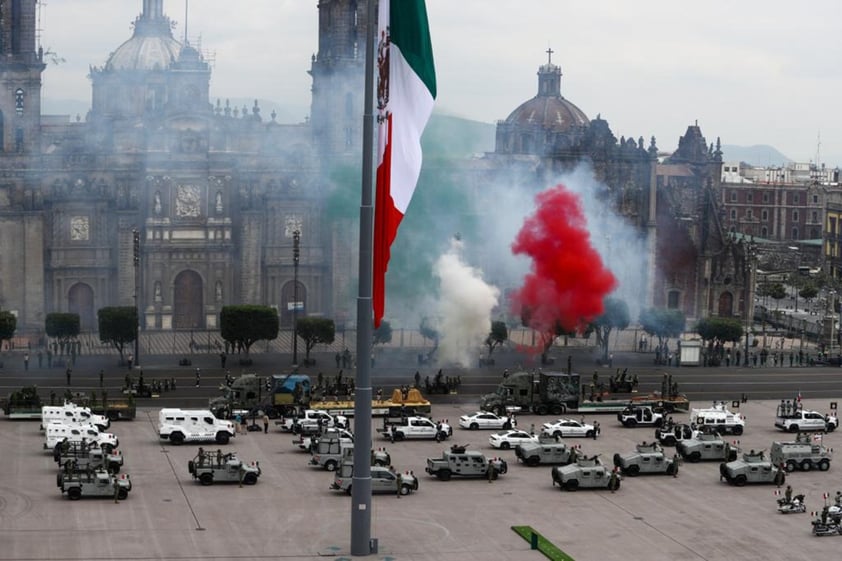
[184,0,189,44]
[815,130,822,173]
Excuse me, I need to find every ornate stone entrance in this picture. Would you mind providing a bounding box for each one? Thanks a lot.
[174,270,204,329]
[68,283,95,331]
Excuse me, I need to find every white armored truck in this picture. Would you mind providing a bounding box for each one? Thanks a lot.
[158,408,235,445]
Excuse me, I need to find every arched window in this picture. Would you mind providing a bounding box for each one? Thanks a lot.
[15,89,23,115]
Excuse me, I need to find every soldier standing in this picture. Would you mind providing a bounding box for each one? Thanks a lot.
[262,413,269,434]
[672,454,680,477]
[396,472,402,498]
[66,367,72,386]
[113,478,121,503]
[487,463,495,483]
[592,421,600,440]
[195,368,201,387]
[785,485,793,503]
[609,467,619,493]
[99,369,104,387]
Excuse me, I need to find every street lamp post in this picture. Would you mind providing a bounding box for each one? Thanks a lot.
[744,240,757,366]
[292,230,300,366]
[132,228,140,368]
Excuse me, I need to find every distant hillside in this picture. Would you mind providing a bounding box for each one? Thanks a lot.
[721,144,792,167]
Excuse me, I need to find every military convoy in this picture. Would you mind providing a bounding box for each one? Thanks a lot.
[57,468,132,500]
[771,433,832,472]
[425,444,507,480]
[677,434,739,462]
[187,449,261,485]
[551,456,620,492]
[613,441,677,476]
[719,450,786,486]
[514,437,579,467]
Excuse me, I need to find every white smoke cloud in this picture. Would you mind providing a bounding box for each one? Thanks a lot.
[433,238,500,367]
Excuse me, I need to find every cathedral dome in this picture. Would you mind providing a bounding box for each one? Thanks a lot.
[503,62,589,133]
[105,34,182,72]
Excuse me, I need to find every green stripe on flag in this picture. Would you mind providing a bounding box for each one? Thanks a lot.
[389,0,437,98]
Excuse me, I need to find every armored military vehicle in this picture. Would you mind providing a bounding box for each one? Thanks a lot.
[719,450,785,486]
[613,441,677,476]
[331,465,418,496]
[690,401,745,435]
[158,409,235,445]
[57,468,131,500]
[551,456,620,492]
[54,441,124,473]
[617,405,664,428]
[425,444,507,481]
[187,449,261,485]
[771,433,832,472]
[677,434,739,462]
[515,437,579,467]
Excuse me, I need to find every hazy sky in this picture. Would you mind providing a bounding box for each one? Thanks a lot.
[41,0,842,166]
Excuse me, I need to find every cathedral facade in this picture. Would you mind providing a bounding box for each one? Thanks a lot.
[0,0,364,334]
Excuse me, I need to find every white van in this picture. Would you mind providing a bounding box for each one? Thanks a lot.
[158,408,235,445]
[44,421,119,451]
[41,402,110,432]
[690,401,745,435]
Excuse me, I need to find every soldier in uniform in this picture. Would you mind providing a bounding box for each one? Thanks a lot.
[396,472,402,498]
[609,467,619,493]
[672,454,680,477]
[785,485,793,504]
[197,447,205,467]
[113,477,120,503]
[487,463,496,483]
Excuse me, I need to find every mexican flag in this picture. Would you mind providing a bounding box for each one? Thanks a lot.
[373,0,436,327]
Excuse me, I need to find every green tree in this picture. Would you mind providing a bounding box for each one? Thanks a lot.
[484,320,508,356]
[45,313,80,352]
[220,305,279,356]
[767,282,787,310]
[799,284,818,306]
[639,308,686,349]
[0,310,16,350]
[97,307,137,362]
[373,320,393,346]
[695,317,743,345]
[590,297,630,361]
[296,317,336,362]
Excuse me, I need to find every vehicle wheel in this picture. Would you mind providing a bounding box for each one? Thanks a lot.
[215,432,230,445]
[734,474,747,487]
[624,419,637,428]
[536,405,548,416]
[826,423,836,433]
[626,465,640,477]
[732,426,743,436]
[67,487,82,500]
[785,460,797,472]
[109,462,121,474]
[107,411,119,422]
[117,488,128,500]
[586,430,595,438]
[199,473,213,486]
[437,469,452,481]
[788,424,800,433]
[500,442,511,450]
[325,460,337,472]
[550,405,564,415]
[394,432,405,441]
[169,432,184,445]
[688,452,702,463]
[400,484,411,495]
[800,460,812,472]
[564,480,579,492]
[243,473,258,485]
[470,423,479,430]
[819,459,830,471]
[526,456,540,467]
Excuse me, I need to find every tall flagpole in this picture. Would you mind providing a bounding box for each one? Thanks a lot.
[350,0,377,555]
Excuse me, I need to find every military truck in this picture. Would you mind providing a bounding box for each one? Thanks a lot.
[689,401,745,435]
[719,450,786,486]
[551,456,620,492]
[54,440,124,473]
[209,373,311,419]
[617,405,664,428]
[514,436,579,467]
[187,449,261,485]
[331,462,417,496]
[771,433,832,472]
[425,444,507,481]
[774,399,838,433]
[158,408,235,445]
[613,441,677,475]
[1,386,43,419]
[57,468,132,500]
[677,434,739,462]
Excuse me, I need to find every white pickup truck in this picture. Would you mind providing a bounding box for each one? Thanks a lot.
[381,416,452,442]
[774,402,838,433]
[277,409,348,435]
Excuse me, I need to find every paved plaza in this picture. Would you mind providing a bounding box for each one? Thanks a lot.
[0,397,840,561]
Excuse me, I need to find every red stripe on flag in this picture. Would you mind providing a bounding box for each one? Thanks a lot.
[373,115,403,328]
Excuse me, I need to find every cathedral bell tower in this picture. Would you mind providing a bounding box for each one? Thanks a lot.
[0,0,45,153]
[309,0,369,160]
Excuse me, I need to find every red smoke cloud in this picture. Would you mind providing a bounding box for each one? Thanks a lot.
[510,184,617,336]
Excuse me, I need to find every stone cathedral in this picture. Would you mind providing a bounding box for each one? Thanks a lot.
[0,0,368,334]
